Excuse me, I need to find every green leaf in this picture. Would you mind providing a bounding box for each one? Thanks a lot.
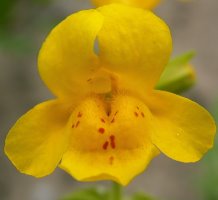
[60,187,109,200]
[167,51,195,67]
[131,193,155,200]
[156,51,196,94]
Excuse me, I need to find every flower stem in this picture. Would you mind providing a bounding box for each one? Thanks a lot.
[110,182,122,200]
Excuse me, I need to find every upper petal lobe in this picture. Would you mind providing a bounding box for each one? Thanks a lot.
[97,4,172,93]
[38,10,104,98]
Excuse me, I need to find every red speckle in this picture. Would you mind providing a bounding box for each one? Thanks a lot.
[77,112,82,118]
[103,141,109,150]
[114,111,118,116]
[87,78,92,82]
[98,128,105,134]
[75,121,80,128]
[109,156,114,165]
[72,124,75,128]
[134,112,139,117]
[137,106,139,110]
[141,112,145,118]
[110,135,116,149]
[101,118,105,123]
[111,118,115,123]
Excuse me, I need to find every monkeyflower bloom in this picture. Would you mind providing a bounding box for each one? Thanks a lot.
[5,4,216,185]
[92,0,160,9]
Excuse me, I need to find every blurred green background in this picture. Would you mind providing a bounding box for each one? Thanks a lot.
[0,0,218,200]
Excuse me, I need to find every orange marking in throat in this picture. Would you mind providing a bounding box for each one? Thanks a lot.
[141,112,145,118]
[111,118,115,123]
[101,118,105,123]
[110,135,116,149]
[98,128,105,134]
[103,141,109,150]
[134,112,139,117]
[109,156,114,165]
[75,121,80,128]
[77,112,82,118]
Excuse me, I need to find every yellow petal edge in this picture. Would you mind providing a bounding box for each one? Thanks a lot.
[147,90,216,162]
[5,100,72,177]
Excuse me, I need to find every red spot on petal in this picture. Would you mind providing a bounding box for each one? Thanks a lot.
[141,112,145,118]
[137,106,139,110]
[111,118,115,123]
[75,121,80,128]
[110,135,116,149]
[114,111,118,116]
[101,118,105,123]
[103,141,109,150]
[87,78,92,82]
[98,128,105,134]
[109,156,114,165]
[72,124,75,128]
[134,112,139,117]
[77,112,82,118]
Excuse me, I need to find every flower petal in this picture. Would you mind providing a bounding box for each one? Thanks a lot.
[59,94,159,185]
[38,10,104,98]
[4,100,72,177]
[97,4,172,92]
[146,90,216,162]
[92,0,161,9]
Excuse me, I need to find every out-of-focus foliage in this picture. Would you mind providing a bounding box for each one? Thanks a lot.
[200,102,218,200]
[61,188,109,200]
[0,0,50,29]
[0,31,34,54]
[131,193,155,200]
[0,0,56,54]
[0,0,16,29]
[60,187,156,200]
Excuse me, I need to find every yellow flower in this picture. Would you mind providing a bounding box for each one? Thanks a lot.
[92,0,161,9]
[5,4,216,186]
